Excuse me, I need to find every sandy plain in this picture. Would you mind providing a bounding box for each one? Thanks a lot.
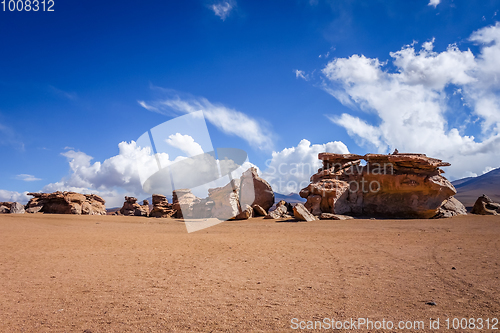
[0,214,499,332]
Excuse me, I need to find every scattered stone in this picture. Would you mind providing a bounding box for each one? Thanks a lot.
[265,201,292,219]
[26,192,106,215]
[426,301,437,306]
[252,204,267,217]
[471,194,500,215]
[452,267,456,270]
[434,197,467,218]
[300,152,466,219]
[319,213,354,220]
[293,203,318,222]
[233,205,253,220]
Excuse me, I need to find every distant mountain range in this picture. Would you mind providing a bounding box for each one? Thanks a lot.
[452,167,500,208]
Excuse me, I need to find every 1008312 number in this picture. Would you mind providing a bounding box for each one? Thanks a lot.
[1,0,54,11]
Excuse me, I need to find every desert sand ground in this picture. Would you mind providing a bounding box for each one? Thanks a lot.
[0,214,499,332]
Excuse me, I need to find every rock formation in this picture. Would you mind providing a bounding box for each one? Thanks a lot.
[172,189,200,219]
[26,192,106,215]
[299,152,467,219]
[119,196,149,217]
[149,194,176,218]
[208,180,241,220]
[264,200,293,219]
[471,194,500,215]
[0,202,23,214]
[10,202,25,214]
[165,168,275,220]
[239,167,275,212]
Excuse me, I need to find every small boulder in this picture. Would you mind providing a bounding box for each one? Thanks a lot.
[293,203,318,222]
[252,204,267,217]
[234,205,253,220]
[0,205,10,214]
[471,194,500,215]
[264,201,292,219]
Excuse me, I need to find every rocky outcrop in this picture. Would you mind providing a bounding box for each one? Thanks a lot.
[119,196,149,217]
[471,194,500,215]
[26,192,106,215]
[0,203,11,213]
[300,152,466,219]
[150,194,176,218]
[239,167,275,212]
[293,203,318,221]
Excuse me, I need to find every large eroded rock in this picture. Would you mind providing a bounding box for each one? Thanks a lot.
[119,196,149,217]
[26,192,106,215]
[300,152,466,219]
[150,194,176,218]
[239,167,275,212]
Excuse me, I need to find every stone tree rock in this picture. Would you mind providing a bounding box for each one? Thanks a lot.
[120,196,148,217]
[299,152,467,219]
[25,192,106,215]
[239,167,275,213]
[471,194,500,215]
[150,194,176,218]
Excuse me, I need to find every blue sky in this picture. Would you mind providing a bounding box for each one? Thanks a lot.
[1,0,500,206]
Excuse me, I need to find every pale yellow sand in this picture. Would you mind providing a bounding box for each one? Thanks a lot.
[0,214,499,332]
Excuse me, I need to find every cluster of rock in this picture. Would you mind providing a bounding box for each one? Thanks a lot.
[0,202,25,214]
[25,192,106,215]
[172,167,275,220]
[299,152,467,219]
[471,195,500,215]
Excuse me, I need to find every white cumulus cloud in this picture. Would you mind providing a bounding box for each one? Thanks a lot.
[261,139,349,194]
[428,0,440,8]
[321,23,500,179]
[166,133,204,156]
[0,190,30,204]
[211,0,235,21]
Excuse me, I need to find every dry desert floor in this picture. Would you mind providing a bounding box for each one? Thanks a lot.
[0,214,499,332]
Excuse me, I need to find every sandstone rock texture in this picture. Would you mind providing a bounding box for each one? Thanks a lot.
[300,152,467,219]
[26,192,106,215]
[239,167,275,212]
[293,203,318,221]
[264,200,293,219]
[119,196,149,217]
[471,194,500,215]
[149,194,176,218]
